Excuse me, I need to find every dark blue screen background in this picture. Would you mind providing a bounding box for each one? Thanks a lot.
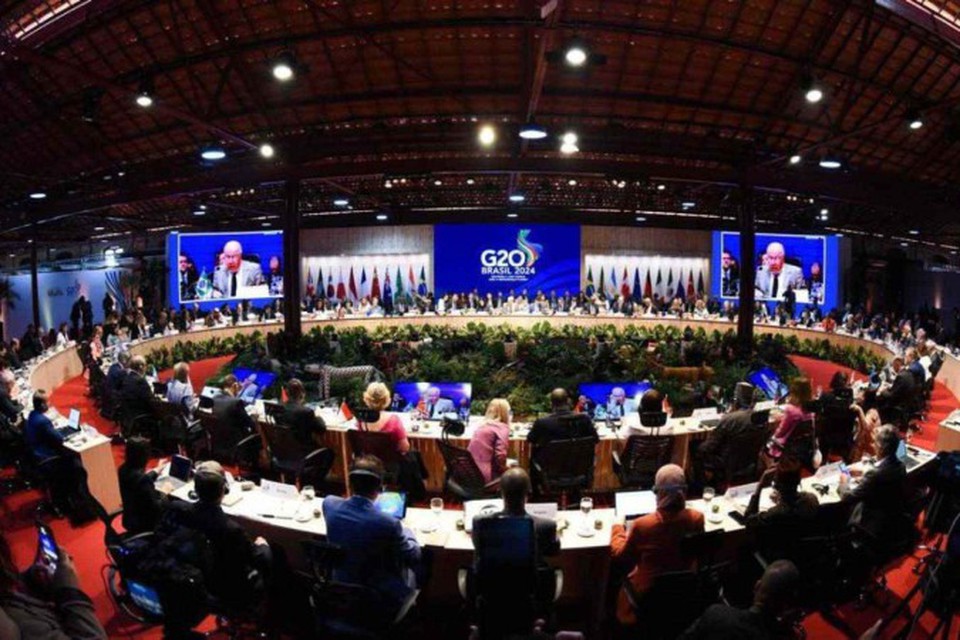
[434,224,581,295]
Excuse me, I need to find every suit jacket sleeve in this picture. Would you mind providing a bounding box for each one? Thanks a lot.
[610,523,636,563]
[537,518,560,557]
[393,519,422,567]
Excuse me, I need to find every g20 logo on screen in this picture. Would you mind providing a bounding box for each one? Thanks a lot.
[480,229,543,277]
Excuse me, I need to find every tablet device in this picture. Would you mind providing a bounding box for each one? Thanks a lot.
[374,492,407,519]
[169,455,193,482]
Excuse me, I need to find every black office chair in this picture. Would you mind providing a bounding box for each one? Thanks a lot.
[197,412,261,474]
[458,516,562,640]
[303,539,419,639]
[530,437,596,507]
[347,430,403,487]
[721,416,770,488]
[612,435,673,490]
[818,399,857,462]
[623,569,718,639]
[260,421,335,487]
[437,439,500,502]
[99,503,164,625]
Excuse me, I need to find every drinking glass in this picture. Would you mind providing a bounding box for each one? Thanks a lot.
[430,497,444,517]
[301,485,316,501]
[703,486,715,504]
[580,497,593,530]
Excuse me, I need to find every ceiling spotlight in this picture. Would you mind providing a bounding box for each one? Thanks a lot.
[466,178,475,185]
[507,213,519,218]
[519,123,548,140]
[259,143,275,158]
[29,192,47,199]
[560,143,579,155]
[900,242,909,247]
[509,194,525,203]
[568,179,577,186]
[820,208,829,216]
[565,45,588,67]
[635,216,647,222]
[907,110,924,130]
[818,154,842,169]
[334,198,349,206]
[201,146,226,161]
[909,229,919,235]
[616,180,626,188]
[478,124,497,147]
[657,184,666,191]
[682,201,695,208]
[272,51,296,81]
[94,226,105,231]
[789,154,802,165]
[261,222,271,227]
[135,92,153,108]
[561,132,578,145]
[384,180,393,188]
[802,76,823,104]
[434,179,442,186]
[193,209,206,216]
[376,214,388,221]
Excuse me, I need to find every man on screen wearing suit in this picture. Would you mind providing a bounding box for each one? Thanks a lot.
[422,386,455,419]
[212,240,263,298]
[598,387,636,419]
[754,242,805,299]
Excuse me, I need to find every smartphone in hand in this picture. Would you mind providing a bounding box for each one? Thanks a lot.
[36,523,58,571]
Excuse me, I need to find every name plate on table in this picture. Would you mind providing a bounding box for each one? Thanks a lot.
[814,461,843,482]
[755,400,777,411]
[260,479,299,500]
[691,407,720,421]
[724,482,775,511]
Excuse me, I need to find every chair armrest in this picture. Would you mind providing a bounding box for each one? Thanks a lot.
[122,531,156,546]
[393,589,419,624]
[303,447,331,464]
[457,568,470,601]
[752,550,770,571]
[611,449,623,476]
[482,478,501,492]
[553,568,564,602]
[37,455,65,469]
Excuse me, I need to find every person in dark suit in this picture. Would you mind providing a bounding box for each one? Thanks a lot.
[24,390,94,523]
[163,461,272,608]
[280,378,326,446]
[117,437,164,535]
[472,466,559,567]
[878,363,919,425]
[322,455,422,618]
[212,374,255,437]
[119,356,155,411]
[679,560,800,640]
[696,382,764,486]
[527,388,597,447]
[839,424,910,548]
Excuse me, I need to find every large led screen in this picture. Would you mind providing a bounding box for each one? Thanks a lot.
[712,232,839,309]
[434,224,581,295]
[168,231,283,308]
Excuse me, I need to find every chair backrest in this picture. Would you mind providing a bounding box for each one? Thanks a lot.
[262,401,285,422]
[438,440,488,492]
[618,435,673,489]
[626,569,706,638]
[300,448,336,488]
[818,400,856,458]
[199,412,244,462]
[473,516,538,637]
[531,437,596,491]
[261,421,312,470]
[781,418,817,468]
[723,427,769,486]
[347,429,403,467]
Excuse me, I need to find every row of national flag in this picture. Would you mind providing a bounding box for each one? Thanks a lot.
[304,263,428,302]
[584,265,706,302]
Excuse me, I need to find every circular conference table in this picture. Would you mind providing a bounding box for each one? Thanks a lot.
[25,313,960,493]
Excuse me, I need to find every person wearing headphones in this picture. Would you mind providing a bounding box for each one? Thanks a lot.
[610,463,704,627]
[164,461,271,609]
[322,455,422,619]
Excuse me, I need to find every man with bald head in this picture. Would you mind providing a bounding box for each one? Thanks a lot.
[212,240,263,298]
[471,466,560,567]
[754,241,805,299]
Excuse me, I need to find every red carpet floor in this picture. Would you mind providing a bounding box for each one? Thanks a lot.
[0,354,956,639]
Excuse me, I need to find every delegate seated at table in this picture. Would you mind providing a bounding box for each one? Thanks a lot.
[322,455,421,619]
[610,464,704,627]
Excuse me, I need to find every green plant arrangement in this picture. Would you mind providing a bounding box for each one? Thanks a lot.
[142,323,887,417]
